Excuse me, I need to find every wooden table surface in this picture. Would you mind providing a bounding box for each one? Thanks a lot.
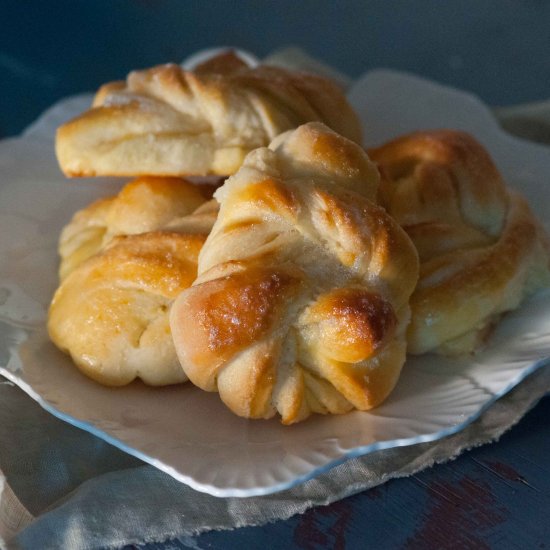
[2,2,549,548]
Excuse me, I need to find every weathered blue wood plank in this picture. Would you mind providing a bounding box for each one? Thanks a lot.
[158,397,550,549]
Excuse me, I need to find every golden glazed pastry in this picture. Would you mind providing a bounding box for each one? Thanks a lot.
[55,52,362,178]
[49,177,219,386]
[58,176,215,279]
[369,130,550,355]
[170,122,419,424]
[49,230,208,386]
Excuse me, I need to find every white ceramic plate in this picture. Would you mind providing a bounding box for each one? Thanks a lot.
[1,70,550,497]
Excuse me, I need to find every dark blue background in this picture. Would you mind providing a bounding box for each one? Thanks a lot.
[2,0,550,137]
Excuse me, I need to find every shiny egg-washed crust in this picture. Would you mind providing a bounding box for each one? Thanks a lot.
[58,176,218,280]
[369,130,550,355]
[49,177,219,386]
[48,231,207,386]
[56,51,363,178]
[170,123,419,424]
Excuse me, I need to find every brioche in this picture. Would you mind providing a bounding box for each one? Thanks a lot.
[170,122,419,424]
[49,231,207,386]
[369,130,550,355]
[58,176,215,279]
[55,52,362,178]
[49,176,219,386]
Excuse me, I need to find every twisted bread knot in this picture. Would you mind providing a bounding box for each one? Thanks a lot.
[49,177,218,386]
[170,123,419,424]
[56,52,362,178]
[58,176,217,279]
[370,130,550,355]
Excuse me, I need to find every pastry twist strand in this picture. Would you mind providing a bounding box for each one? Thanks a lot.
[57,176,213,279]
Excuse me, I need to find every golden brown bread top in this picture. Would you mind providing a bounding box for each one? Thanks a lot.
[369,130,550,355]
[300,287,398,363]
[58,176,217,279]
[171,264,305,391]
[170,123,419,424]
[49,231,206,387]
[55,52,362,178]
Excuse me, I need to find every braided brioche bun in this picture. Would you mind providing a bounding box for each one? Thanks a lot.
[369,130,550,355]
[56,52,362,178]
[49,177,218,386]
[170,122,419,424]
